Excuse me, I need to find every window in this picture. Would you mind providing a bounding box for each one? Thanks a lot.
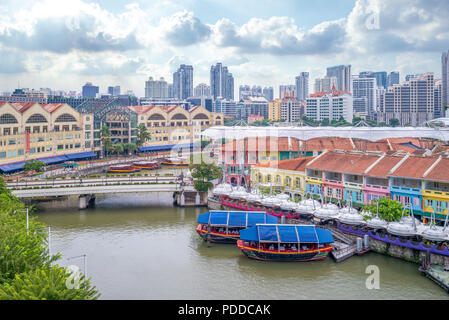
[26,114,47,123]
[18,149,24,156]
[0,113,18,124]
[55,114,77,122]
[336,189,342,199]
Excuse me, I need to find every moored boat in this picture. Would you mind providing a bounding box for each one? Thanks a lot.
[196,211,278,243]
[160,157,188,166]
[132,161,161,170]
[237,224,334,262]
[107,164,140,173]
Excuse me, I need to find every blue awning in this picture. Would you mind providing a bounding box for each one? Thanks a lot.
[197,211,277,227]
[240,224,334,244]
[40,155,68,164]
[0,162,25,173]
[139,142,195,152]
[65,151,96,160]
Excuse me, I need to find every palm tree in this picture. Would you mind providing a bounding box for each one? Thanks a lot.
[124,143,137,156]
[99,125,112,157]
[112,143,124,156]
[136,124,151,149]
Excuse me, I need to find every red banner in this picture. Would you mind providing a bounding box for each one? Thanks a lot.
[26,131,30,153]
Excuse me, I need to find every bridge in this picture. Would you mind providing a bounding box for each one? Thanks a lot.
[7,176,198,209]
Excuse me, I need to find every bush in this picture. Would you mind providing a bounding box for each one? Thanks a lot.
[0,266,99,300]
[193,180,212,192]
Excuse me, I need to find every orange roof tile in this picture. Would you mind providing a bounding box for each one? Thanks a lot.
[423,158,449,182]
[365,155,405,178]
[256,157,315,172]
[41,103,64,113]
[306,151,380,175]
[389,156,439,179]
[303,137,353,152]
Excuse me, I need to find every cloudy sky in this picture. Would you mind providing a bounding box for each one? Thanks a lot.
[0,0,448,97]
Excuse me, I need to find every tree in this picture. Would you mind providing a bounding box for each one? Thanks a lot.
[136,124,151,148]
[99,125,112,157]
[321,118,330,126]
[124,143,137,156]
[389,118,400,127]
[189,160,222,192]
[363,198,407,222]
[352,117,363,126]
[111,143,124,156]
[0,266,99,300]
[23,160,46,173]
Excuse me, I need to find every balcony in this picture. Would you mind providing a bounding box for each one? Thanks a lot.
[422,189,449,199]
[343,181,363,189]
[306,176,322,184]
[325,178,343,186]
[364,184,389,192]
[390,185,421,195]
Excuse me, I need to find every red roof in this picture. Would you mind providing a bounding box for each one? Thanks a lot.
[41,103,64,113]
[389,156,439,179]
[256,157,315,172]
[306,151,381,175]
[423,157,449,182]
[365,155,405,178]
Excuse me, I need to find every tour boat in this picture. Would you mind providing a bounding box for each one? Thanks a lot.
[229,186,248,199]
[196,211,278,244]
[160,157,188,166]
[107,164,140,173]
[237,224,334,262]
[261,196,282,208]
[314,203,340,220]
[420,212,449,242]
[337,211,366,226]
[132,161,161,170]
[212,183,233,196]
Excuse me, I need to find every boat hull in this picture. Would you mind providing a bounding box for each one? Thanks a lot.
[196,225,239,244]
[237,241,332,262]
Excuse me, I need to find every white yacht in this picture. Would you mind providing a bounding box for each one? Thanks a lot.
[229,186,248,199]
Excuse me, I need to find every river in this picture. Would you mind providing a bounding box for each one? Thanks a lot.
[37,193,449,300]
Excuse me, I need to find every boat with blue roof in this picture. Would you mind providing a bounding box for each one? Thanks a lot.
[196,211,278,244]
[237,224,334,262]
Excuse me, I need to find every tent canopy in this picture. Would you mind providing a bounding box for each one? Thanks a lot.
[197,211,278,227]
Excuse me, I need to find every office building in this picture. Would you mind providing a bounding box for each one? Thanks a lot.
[314,77,338,93]
[352,76,378,119]
[279,85,296,99]
[107,86,121,97]
[387,72,400,88]
[82,82,99,98]
[442,50,449,108]
[295,72,309,101]
[214,98,236,118]
[194,83,211,97]
[263,87,274,102]
[236,97,269,121]
[145,77,168,98]
[326,65,352,92]
[210,63,234,100]
[359,71,387,89]
[173,65,193,100]
[306,89,353,123]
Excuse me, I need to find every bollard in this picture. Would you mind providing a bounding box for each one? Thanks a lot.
[364,234,370,249]
[356,238,363,252]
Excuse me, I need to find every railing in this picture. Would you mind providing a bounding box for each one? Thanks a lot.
[390,185,421,193]
[423,189,449,197]
[324,179,342,185]
[364,184,388,191]
[343,181,363,188]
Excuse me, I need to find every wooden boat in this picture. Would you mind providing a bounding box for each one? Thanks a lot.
[237,224,333,262]
[107,164,140,173]
[132,161,161,170]
[196,211,278,244]
[160,157,188,166]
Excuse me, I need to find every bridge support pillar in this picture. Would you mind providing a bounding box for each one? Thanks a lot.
[79,194,95,210]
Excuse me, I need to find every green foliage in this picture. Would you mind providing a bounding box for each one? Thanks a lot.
[189,160,222,191]
[124,142,137,155]
[111,143,124,156]
[99,125,112,156]
[0,266,100,300]
[136,124,151,147]
[23,160,46,173]
[389,118,400,127]
[193,180,212,192]
[362,198,407,222]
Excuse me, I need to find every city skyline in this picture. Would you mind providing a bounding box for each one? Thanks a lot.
[0,0,448,98]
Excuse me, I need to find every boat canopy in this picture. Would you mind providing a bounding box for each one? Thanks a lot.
[240,224,334,244]
[197,211,277,227]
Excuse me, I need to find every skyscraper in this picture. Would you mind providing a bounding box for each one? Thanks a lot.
[173,64,193,100]
[107,86,120,97]
[82,82,99,98]
[279,85,296,99]
[359,71,387,89]
[295,72,309,101]
[326,65,352,92]
[442,50,449,108]
[262,87,274,102]
[314,77,337,93]
[194,83,211,97]
[352,76,378,119]
[387,72,400,88]
[210,63,234,100]
[145,77,168,98]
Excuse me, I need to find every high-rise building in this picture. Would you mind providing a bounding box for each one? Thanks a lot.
[82,82,99,98]
[377,73,435,126]
[145,77,168,98]
[173,65,193,100]
[107,86,120,97]
[306,89,353,123]
[239,85,251,100]
[405,74,423,82]
[279,85,296,99]
[236,97,269,121]
[359,71,387,89]
[168,83,174,98]
[352,76,378,119]
[326,65,352,92]
[194,83,211,97]
[387,72,400,88]
[263,87,274,102]
[295,72,309,101]
[210,63,234,100]
[314,76,338,93]
[434,79,443,119]
[442,50,449,108]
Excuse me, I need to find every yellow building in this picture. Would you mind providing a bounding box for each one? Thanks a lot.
[0,101,94,168]
[421,157,449,219]
[251,157,314,196]
[268,99,281,121]
[130,105,223,148]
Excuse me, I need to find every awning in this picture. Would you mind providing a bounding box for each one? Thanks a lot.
[40,155,68,164]
[239,224,334,244]
[139,142,195,152]
[65,151,96,160]
[197,211,277,227]
[0,162,25,173]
